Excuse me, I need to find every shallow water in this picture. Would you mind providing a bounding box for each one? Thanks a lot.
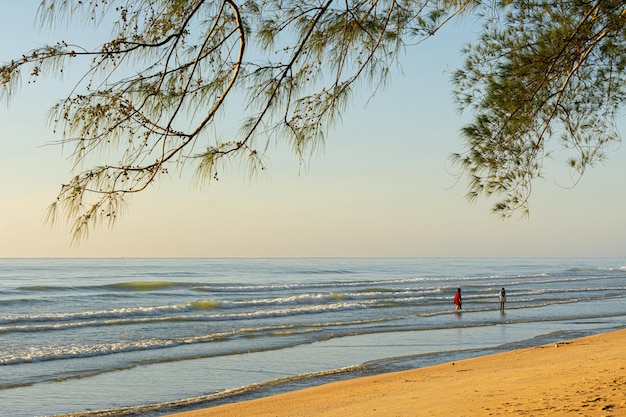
[0,258,624,416]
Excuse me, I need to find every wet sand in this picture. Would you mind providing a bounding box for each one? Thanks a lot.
[167,328,626,416]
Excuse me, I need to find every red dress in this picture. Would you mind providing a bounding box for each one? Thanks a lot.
[454,291,462,309]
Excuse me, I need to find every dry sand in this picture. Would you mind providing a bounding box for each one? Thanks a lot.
[168,328,626,417]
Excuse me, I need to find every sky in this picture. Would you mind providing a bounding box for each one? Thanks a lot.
[1,2,625,258]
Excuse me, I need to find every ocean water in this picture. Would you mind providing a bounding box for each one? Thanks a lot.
[0,257,624,417]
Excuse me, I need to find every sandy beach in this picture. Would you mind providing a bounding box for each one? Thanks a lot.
[168,328,626,417]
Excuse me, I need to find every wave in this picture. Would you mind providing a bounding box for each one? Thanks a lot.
[11,277,435,296]
[190,277,438,293]
[0,315,205,334]
[0,286,445,325]
[0,337,179,366]
[10,271,623,301]
[566,266,626,272]
[0,303,191,325]
[15,285,61,292]
[106,281,190,291]
[51,365,366,417]
[189,300,222,310]
[0,364,140,391]
[0,318,391,366]
[15,280,197,294]
[281,268,357,275]
[0,297,353,327]
[3,282,623,333]
[7,305,617,366]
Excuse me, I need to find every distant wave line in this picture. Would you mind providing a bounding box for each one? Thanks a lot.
[8,272,620,297]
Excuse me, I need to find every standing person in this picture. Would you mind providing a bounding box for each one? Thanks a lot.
[454,288,462,310]
[499,287,506,312]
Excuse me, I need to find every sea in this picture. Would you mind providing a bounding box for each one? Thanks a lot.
[1,257,625,417]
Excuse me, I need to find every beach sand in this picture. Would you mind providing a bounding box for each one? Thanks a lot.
[168,328,626,417]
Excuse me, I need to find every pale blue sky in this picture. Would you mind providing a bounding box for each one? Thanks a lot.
[1,2,625,258]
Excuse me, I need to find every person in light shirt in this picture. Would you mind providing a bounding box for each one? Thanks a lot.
[499,288,507,312]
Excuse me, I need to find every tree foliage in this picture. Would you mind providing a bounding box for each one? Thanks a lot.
[1,0,624,243]
[452,0,625,217]
[1,0,470,243]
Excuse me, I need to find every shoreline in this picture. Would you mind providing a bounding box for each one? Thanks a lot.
[167,327,626,416]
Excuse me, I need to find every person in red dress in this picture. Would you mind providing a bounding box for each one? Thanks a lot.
[454,288,462,310]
